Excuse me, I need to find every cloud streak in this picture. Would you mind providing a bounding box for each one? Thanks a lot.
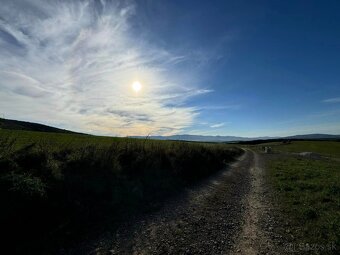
[0,0,209,136]
[210,122,225,128]
[322,97,340,103]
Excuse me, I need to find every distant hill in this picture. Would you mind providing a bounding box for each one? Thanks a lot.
[0,118,79,134]
[130,134,277,142]
[285,134,340,140]
[131,133,340,142]
[1,118,339,141]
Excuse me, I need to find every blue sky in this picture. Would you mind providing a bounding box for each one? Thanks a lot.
[0,0,340,137]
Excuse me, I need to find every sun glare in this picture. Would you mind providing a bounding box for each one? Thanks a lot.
[132,81,142,92]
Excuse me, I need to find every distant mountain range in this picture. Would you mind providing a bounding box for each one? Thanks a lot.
[130,135,276,142]
[131,133,340,142]
[1,118,339,141]
[285,134,340,140]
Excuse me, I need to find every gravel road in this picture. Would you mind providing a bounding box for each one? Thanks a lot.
[71,150,284,255]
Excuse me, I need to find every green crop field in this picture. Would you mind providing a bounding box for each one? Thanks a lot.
[267,141,340,253]
[0,129,242,254]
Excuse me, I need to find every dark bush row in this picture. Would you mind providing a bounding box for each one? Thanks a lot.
[0,137,242,254]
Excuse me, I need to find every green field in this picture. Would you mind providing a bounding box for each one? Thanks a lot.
[270,141,340,157]
[267,141,340,253]
[0,129,128,149]
[0,129,242,254]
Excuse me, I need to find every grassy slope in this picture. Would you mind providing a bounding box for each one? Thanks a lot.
[267,141,340,254]
[0,129,124,149]
[273,141,340,157]
[0,129,242,254]
[0,118,78,134]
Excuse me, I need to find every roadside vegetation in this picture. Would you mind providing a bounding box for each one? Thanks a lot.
[266,141,340,254]
[0,129,242,254]
[271,140,340,157]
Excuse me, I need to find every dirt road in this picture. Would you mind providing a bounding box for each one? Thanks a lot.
[231,151,281,255]
[74,150,282,255]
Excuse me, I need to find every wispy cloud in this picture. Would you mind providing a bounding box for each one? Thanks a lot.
[322,97,340,103]
[0,0,209,136]
[199,104,241,111]
[210,122,225,128]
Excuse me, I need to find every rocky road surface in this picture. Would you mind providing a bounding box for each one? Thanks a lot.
[71,150,285,255]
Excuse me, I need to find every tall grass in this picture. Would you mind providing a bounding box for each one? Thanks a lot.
[0,133,242,254]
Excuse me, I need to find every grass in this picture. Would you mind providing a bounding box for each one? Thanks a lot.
[0,129,124,149]
[0,129,242,254]
[261,140,340,157]
[0,117,78,134]
[267,141,340,254]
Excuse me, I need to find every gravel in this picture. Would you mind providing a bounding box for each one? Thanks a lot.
[66,150,290,255]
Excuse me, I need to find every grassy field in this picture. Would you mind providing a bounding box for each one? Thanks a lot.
[0,129,125,148]
[267,141,340,254]
[269,141,340,157]
[0,129,242,254]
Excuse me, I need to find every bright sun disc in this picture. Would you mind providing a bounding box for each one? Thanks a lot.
[132,81,142,92]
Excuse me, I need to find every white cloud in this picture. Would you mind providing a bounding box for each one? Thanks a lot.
[0,0,210,136]
[322,97,340,103]
[210,122,225,128]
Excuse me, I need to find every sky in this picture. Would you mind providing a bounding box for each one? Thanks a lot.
[0,0,340,137]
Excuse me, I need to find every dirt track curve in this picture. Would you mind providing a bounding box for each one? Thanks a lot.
[70,150,283,255]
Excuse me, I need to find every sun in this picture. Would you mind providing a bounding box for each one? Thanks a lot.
[132,81,142,92]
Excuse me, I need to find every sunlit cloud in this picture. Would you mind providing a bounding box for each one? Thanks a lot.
[0,0,209,136]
